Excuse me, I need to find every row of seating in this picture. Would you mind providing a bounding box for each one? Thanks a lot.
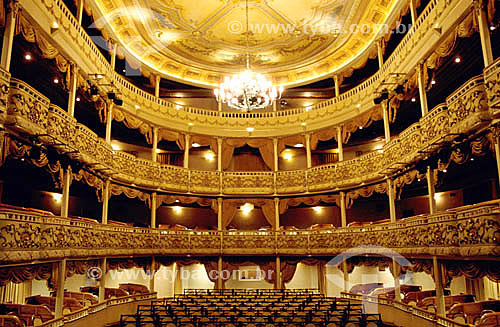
[350,283,500,326]
[120,289,386,326]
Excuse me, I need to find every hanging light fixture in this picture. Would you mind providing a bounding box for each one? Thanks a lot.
[214,0,283,112]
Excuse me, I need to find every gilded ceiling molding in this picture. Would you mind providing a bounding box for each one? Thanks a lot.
[85,0,406,88]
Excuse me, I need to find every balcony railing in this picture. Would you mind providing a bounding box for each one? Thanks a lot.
[23,0,474,136]
[1,201,499,264]
[2,71,493,195]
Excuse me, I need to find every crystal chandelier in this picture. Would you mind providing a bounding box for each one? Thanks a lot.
[214,0,283,112]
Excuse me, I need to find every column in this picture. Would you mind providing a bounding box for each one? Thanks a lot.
[392,259,402,302]
[340,192,347,228]
[151,192,157,228]
[150,257,155,294]
[184,134,190,168]
[1,1,19,71]
[154,75,161,98]
[476,2,493,67]
[409,0,417,25]
[433,256,445,315]
[217,256,223,290]
[273,138,278,171]
[382,101,391,143]
[217,138,223,171]
[105,103,113,144]
[337,127,344,162]
[67,64,79,117]
[342,258,349,292]
[334,75,340,97]
[60,167,71,218]
[377,39,384,69]
[99,258,107,303]
[495,133,500,191]
[427,166,437,214]
[417,63,429,117]
[305,133,312,169]
[217,197,223,290]
[218,101,222,112]
[110,41,117,71]
[273,100,277,112]
[275,256,281,289]
[76,0,84,25]
[101,178,110,224]
[54,259,67,318]
[274,197,280,230]
[152,127,158,162]
[387,178,396,222]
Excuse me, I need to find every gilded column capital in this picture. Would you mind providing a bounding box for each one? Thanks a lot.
[6,0,20,17]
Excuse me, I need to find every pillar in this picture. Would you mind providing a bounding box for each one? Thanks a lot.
[76,0,84,25]
[1,1,19,71]
[392,258,402,302]
[217,138,223,171]
[274,197,280,231]
[60,167,71,218]
[110,41,117,71]
[495,134,500,191]
[105,103,113,144]
[67,65,79,117]
[334,75,340,97]
[217,256,223,290]
[99,258,107,303]
[377,39,384,68]
[427,166,437,214]
[54,259,67,318]
[101,179,110,224]
[218,101,222,112]
[151,192,157,228]
[417,63,429,117]
[152,127,158,162]
[433,257,445,315]
[476,2,493,67]
[342,259,349,292]
[340,192,347,227]
[273,100,277,112]
[305,133,312,168]
[409,0,417,25]
[273,138,278,171]
[275,256,281,289]
[337,127,344,161]
[150,257,155,294]
[154,75,161,98]
[217,197,223,290]
[387,178,396,222]
[382,101,391,143]
[184,134,190,168]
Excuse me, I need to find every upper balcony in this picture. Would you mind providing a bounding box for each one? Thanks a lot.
[18,0,478,137]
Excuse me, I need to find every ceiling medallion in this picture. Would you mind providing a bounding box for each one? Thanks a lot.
[214,0,283,112]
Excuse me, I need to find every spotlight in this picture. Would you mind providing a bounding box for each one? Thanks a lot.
[107,92,116,100]
[113,98,123,106]
[395,85,404,95]
[172,206,182,213]
[431,79,436,85]
[312,206,323,213]
[246,127,254,132]
[454,56,461,63]
[76,97,81,102]
[53,78,59,84]
[52,193,62,203]
[192,143,201,148]
[411,97,416,102]
[240,203,254,216]
[491,25,496,31]
[24,53,33,61]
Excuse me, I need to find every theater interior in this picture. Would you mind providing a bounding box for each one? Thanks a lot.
[1,0,500,326]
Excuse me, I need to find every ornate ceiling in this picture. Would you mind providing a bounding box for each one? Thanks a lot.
[88,0,401,87]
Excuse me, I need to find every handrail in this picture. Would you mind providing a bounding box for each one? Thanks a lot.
[25,0,472,136]
[3,70,491,195]
[39,292,157,327]
[1,201,499,263]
